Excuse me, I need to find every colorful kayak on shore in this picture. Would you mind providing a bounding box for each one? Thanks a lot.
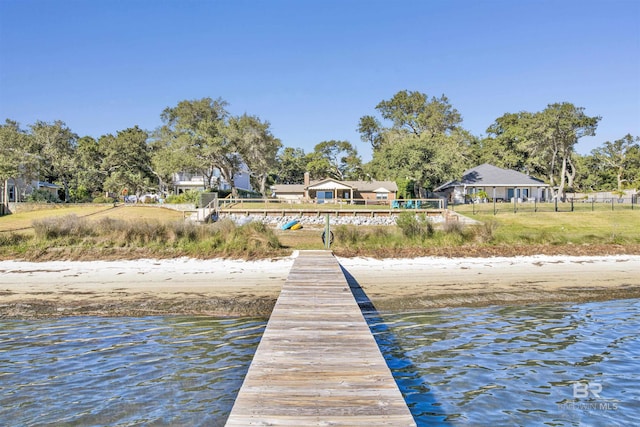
[290,222,303,230]
[281,220,299,230]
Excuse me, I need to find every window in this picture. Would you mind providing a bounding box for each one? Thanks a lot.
[376,193,388,200]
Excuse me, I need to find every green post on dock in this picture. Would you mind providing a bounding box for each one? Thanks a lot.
[324,214,331,249]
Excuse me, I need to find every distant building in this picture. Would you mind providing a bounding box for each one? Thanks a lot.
[173,165,252,194]
[434,163,550,204]
[271,174,398,203]
[0,178,60,203]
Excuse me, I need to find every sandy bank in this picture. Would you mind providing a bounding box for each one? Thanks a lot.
[1,253,639,318]
[339,255,640,311]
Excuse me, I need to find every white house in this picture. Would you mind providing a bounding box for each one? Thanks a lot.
[1,178,60,203]
[434,163,550,204]
[173,165,252,194]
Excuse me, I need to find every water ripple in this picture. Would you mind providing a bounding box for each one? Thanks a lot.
[367,299,640,426]
[0,316,266,427]
[1,300,639,426]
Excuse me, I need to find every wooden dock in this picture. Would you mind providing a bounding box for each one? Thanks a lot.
[225,250,416,426]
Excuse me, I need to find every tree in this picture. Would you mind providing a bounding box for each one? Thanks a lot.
[275,147,309,184]
[30,120,77,202]
[527,103,600,200]
[157,98,282,197]
[0,120,34,211]
[100,126,154,197]
[358,90,472,194]
[157,97,230,192]
[74,136,103,201]
[369,90,462,141]
[591,134,640,191]
[357,115,384,151]
[367,130,472,195]
[308,140,362,181]
[481,112,540,174]
[483,103,600,200]
[572,153,611,192]
[227,114,281,197]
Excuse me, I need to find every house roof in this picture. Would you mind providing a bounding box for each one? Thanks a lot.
[343,180,398,192]
[37,181,61,189]
[307,179,354,191]
[271,184,306,193]
[434,163,548,191]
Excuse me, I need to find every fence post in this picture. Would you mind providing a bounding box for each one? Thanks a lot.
[571,198,574,212]
[592,199,595,212]
[555,198,558,212]
[612,198,614,211]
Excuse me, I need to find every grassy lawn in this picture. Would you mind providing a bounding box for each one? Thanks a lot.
[0,205,186,233]
[0,204,118,233]
[1,203,639,260]
[453,204,640,245]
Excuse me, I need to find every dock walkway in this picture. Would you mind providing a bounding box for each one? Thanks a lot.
[225,250,416,426]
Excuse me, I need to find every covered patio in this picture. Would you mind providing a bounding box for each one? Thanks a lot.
[306,179,355,203]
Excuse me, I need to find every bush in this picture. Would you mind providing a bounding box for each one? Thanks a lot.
[471,220,498,243]
[395,212,434,240]
[172,221,200,242]
[0,232,28,246]
[165,190,200,205]
[93,196,116,203]
[335,225,361,245]
[27,189,60,203]
[32,215,94,240]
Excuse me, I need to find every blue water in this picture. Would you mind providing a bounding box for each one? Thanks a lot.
[1,299,639,426]
[368,299,640,426]
[0,317,265,427]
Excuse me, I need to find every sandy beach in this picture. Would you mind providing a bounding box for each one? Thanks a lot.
[1,252,639,317]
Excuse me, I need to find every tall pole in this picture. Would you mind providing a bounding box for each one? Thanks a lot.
[324,214,331,250]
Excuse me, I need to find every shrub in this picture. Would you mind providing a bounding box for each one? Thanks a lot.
[165,190,200,205]
[122,221,168,245]
[171,221,200,242]
[334,225,361,245]
[93,195,116,203]
[27,189,60,203]
[442,220,464,235]
[471,220,498,243]
[395,212,434,240]
[32,215,94,240]
[0,232,28,246]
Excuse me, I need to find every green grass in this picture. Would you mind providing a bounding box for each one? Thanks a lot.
[452,205,640,245]
[0,204,117,232]
[0,205,286,260]
[1,204,639,260]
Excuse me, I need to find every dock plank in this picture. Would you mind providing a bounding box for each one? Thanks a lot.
[225,250,415,426]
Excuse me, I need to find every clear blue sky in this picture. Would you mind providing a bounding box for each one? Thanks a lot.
[1,0,638,161]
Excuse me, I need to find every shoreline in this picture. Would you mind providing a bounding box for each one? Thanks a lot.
[1,253,639,318]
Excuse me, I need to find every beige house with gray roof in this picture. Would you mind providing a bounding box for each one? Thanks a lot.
[271,176,398,204]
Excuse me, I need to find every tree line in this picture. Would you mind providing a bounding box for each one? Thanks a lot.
[1,91,639,208]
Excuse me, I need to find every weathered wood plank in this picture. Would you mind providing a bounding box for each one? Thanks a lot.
[225,250,416,426]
